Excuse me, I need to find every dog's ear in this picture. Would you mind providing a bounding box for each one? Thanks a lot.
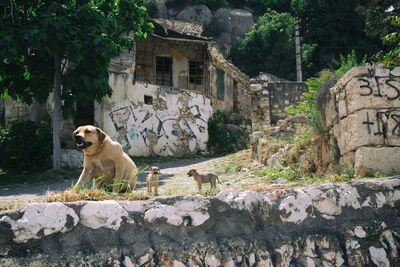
[96,127,106,142]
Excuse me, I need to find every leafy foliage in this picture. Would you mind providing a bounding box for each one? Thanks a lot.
[287,50,366,117]
[232,9,298,80]
[291,0,383,75]
[382,16,400,66]
[0,0,153,118]
[207,110,249,154]
[0,121,52,172]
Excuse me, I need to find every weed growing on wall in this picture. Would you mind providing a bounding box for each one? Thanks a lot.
[0,120,52,172]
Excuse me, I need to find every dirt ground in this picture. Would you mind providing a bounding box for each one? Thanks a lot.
[0,150,264,207]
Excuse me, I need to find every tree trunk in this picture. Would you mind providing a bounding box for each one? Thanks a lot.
[52,46,62,169]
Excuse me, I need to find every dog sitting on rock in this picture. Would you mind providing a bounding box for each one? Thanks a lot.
[187,169,221,191]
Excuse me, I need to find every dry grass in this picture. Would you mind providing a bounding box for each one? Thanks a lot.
[45,187,150,203]
[0,200,35,212]
[243,183,299,193]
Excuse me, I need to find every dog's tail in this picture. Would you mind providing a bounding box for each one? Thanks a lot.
[216,175,222,185]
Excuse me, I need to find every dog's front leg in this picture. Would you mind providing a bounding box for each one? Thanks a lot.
[197,181,202,191]
[75,168,92,189]
[154,182,159,196]
[112,162,124,193]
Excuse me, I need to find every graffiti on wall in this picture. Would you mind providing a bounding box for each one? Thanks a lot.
[108,98,211,156]
[357,77,400,137]
[362,111,400,137]
[358,77,400,100]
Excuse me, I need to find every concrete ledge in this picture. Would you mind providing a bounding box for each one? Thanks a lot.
[1,177,400,266]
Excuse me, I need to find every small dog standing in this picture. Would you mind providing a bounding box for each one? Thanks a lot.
[187,169,221,191]
[146,166,160,195]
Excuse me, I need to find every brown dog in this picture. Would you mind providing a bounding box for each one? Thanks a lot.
[73,125,138,192]
[146,166,160,195]
[187,169,221,191]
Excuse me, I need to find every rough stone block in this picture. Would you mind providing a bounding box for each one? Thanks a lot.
[334,109,385,155]
[339,151,355,170]
[354,147,400,176]
[390,67,400,76]
[374,66,390,77]
[323,92,337,130]
[250,84,262,92]
[387,109,400,146]
[346,77,400,114]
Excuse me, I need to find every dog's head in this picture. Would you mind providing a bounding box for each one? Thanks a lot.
[72,125,106,151]
[187,169,197,177]
[150,166,160,174]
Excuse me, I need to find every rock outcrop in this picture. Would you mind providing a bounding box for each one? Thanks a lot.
[1,177,399,266]
[147,1,255,59]
[176,5,213,26]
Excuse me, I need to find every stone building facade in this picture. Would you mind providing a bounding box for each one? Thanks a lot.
[3,19,250,157]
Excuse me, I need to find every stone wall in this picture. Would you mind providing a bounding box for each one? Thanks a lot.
[322,66,400,176]
[98,73,212,157]
[250,74,307,126]
[1,177,399,266]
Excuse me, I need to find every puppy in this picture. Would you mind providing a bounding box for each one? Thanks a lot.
[73,125,138,192]
[187,169,221,191]
[146,166,160,196]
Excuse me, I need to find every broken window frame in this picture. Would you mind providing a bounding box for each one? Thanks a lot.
[155,56,172,86]
[189,60,203,88]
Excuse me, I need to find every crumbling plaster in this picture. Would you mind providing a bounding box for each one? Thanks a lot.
[97,72,212,157]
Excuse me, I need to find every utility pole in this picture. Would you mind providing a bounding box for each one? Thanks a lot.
[295,21,302,82]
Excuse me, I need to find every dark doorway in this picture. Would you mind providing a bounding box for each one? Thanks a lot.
[74,101,94,127]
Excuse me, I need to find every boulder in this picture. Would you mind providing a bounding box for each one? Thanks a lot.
[214,8,254,36]
[176,5,212,26]
[146,0,168,19]
[214,32,233,58]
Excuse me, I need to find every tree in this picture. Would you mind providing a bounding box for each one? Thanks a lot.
[232,9,311,80]
[291,0,384,73]
[0,0,152,169]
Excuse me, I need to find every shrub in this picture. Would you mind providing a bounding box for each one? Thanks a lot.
[286,50,367,131]
[207,110,249,154]
[0,120,52,172]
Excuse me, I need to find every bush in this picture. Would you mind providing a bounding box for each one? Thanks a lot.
[0,120,52,172]
[207,110,249,154]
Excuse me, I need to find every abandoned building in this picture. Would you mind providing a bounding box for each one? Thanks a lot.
[3,18,250,157]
